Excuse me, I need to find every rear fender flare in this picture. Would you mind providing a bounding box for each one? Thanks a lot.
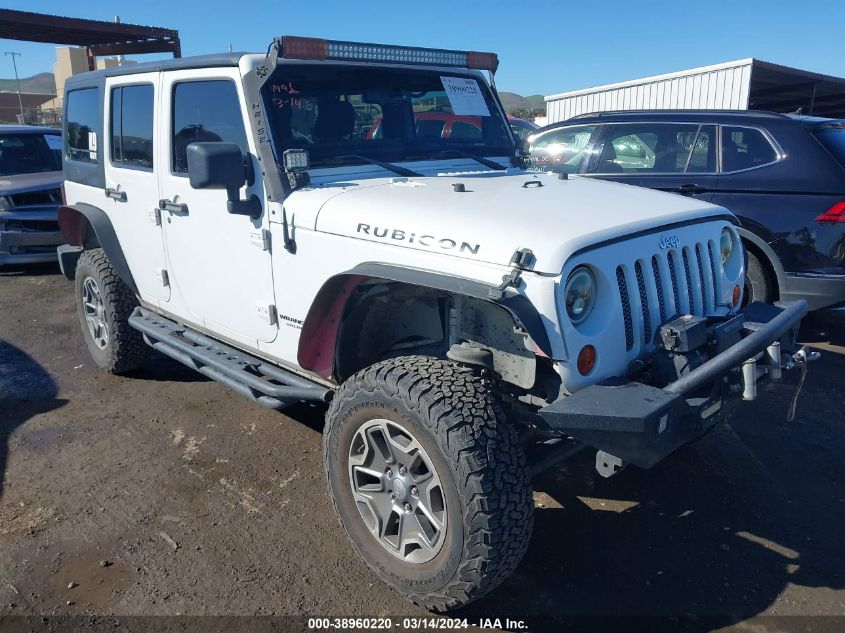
[58,203,137,294]
[297,263,552,379]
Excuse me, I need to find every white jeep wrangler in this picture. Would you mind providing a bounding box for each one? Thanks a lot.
[56,36,814,610]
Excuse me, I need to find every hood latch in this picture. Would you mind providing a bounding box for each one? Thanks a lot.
[488,248,534,300]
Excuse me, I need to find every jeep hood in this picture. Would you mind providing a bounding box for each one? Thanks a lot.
[298,171,734,274]
[0,171,63,196]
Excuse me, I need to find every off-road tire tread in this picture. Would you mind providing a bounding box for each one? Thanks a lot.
[324,356,533,611]
[746,249,774,304]
[76,248,147,374]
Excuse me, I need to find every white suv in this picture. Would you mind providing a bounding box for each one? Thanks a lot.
[56,36,813,610]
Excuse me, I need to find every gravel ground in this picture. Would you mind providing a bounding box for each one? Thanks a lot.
[1,264,843,632]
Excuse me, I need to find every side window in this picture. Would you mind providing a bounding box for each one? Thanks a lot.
[528,125,598,173]
[686,125,716,173]
[450,120,483,139]
[110,84,154,169]
[172,80,247,173]
[722,126,778,172]
[596,124,705,173]
[65,88,100,163]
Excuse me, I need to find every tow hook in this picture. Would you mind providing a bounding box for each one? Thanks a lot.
[595,450,625,478]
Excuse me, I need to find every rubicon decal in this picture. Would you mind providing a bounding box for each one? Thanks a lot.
[357,223,481,255]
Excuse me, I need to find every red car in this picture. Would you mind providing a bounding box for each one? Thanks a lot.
[366,111,482,140]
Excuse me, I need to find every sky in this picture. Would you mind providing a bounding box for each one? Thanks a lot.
[1,0,844,96]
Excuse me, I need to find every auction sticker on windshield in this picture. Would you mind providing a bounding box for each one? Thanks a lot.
[440,76,490,116]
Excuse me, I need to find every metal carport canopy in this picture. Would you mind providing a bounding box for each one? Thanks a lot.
[749,59,845,118]
[0,9,180,70]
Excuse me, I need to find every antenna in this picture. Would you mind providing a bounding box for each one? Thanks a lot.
[4,51,23,117]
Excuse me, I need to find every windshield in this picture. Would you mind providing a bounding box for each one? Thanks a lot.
[0,132,62,176]
[814,126,845,170]
[261,64,513,168]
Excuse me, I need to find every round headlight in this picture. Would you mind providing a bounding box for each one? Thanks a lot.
[564,266,596,325]
[720,227,734,264]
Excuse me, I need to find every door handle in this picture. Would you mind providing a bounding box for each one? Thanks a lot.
[105,187,127,202]
[159,199,189,215]
[677,183,707,195]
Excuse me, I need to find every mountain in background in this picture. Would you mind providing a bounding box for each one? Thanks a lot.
[0,72,56,94]
[498,92,546,117]
[0,75,546,116]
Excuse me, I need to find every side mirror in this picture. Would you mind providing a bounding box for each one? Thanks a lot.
[186,142,245,189]
[186,142,261,218]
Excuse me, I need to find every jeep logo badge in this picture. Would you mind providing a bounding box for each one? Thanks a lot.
[659,235,681,249]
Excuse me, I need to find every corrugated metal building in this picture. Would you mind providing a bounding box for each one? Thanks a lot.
[545,58,845,123]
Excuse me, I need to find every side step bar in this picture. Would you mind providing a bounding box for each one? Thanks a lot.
[128,307,332,410]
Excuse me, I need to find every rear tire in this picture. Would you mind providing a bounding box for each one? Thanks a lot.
[323,356,533,611]
[744,249,774,305]
[74,248,148,374]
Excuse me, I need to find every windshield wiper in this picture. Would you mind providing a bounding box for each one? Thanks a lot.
[328,154,422,177]
[427,149,506,171]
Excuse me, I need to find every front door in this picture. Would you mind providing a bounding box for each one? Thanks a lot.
[103,74,170,303]
[157,69,277,345]
[587,122,719,202]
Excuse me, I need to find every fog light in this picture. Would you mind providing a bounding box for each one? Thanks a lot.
[282,148,310,172]
[577,345,596,375]
[732,284,741,306]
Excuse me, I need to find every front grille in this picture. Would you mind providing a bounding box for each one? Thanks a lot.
[616,240,719,352]
[616,266,634,351]
[9,188,61,207]
[634,261,650,344]
[3,219,59,232]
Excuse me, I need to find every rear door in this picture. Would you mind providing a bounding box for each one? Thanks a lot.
[157,68,277,345]
[103,73,170,303]
[585,122,719,201]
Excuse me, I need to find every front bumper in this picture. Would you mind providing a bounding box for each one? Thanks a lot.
[539,301,810,470]
[0,208,62,265]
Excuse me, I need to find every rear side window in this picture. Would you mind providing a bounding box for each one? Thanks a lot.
[65,88,100,163]
[110,84,154,170]
[814,127,845,169]
[528,125,598,173]
[171,80,247,173]
[721,126,777,172]
[593,123,715,174]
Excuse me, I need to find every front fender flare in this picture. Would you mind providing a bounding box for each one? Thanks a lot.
[297,262,552,379]
[58,203,137,294]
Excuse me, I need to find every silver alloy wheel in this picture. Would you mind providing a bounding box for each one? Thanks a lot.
[348,418,447,563]
[82,276,109,350]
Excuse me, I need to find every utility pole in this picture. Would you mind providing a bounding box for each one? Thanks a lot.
[4,51,24,117]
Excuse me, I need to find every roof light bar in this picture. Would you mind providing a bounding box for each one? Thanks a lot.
[277,36,499,72]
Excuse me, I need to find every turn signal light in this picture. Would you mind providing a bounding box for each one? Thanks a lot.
[815,201,845,223]
[577,345,596,375]
[467,52,499,72]
[732,284,742,306]
[280,36,328,60]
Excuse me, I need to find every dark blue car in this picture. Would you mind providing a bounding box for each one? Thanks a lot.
[527,110,845,310]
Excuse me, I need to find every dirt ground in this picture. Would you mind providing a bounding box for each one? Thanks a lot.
[1,263,844,632]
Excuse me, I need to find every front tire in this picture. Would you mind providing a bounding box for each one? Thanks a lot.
[74,248,148,374]
[744,249,775,305]
[323,356,533,611]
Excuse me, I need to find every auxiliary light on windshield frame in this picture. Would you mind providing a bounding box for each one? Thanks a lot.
[276,35,499,72]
